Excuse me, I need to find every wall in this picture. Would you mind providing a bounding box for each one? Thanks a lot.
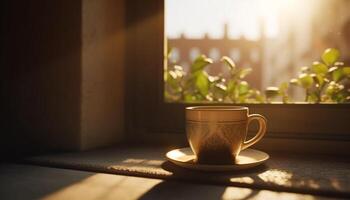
[81,0,125,150]
[1,0,125,157]
[2,0,82,156]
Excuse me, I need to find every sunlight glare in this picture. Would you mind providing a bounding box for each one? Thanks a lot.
[166,0,307,40]
[258,169,293,186]
[43,174,162,200]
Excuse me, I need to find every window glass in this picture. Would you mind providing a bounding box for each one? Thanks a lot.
[165,0,350,103]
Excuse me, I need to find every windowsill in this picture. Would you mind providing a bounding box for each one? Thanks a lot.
[22,145,350,198]
[0,163,343,200]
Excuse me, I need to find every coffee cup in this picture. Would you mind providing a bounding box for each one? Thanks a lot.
[186,106,267,164]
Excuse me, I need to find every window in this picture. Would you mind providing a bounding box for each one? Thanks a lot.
[165,0,350,104]
[125,0,350,151]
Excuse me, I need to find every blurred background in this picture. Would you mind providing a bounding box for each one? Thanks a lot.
[165,0,350,102]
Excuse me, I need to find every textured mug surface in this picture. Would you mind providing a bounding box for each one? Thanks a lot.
[186,106,267,165]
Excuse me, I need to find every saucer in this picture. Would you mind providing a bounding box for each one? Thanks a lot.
[166,147,269,171]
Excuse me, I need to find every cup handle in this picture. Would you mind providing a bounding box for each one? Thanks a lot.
[242,114,267,150]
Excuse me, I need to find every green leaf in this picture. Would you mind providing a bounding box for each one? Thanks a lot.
[332,67,350,82]
[166,71,178,88]
[195,94,205,101]
[315,74,324,86]
[215,83,227,92]
[221,56,236,70]
[334,62,344,67]
[332,68,343,82]
[208,75,223,84]
[307,92,319,103]
[174,65,185,78]
[184,94,196,102]
[238,81,249,95]
[167,47,172,58]
[195,71,209,96]
[279,82,289,92]
[227,80,236,95]
[300,66,310,73]
[213,83,227,97]
[191,55,213,72]
[289,78,300,86]
[298,73,314,88]
[174,65,184,72]
[325,81,344,96]
[278,82,289,103]
[343,67,350,76]
[328,66,338,73]
[238,68,253,79]
[312,61,328,74]
[251,90,265,103]
[322,48,340,66]
[265,87,279,98]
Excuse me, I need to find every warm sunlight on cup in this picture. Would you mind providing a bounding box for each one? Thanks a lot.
[186,106,267,165]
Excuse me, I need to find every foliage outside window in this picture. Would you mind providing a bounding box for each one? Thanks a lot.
[164,48,350,104]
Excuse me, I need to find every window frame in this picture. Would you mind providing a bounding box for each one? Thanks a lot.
[125,0,350,152]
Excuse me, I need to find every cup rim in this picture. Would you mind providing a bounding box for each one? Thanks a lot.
[186,106,248,111]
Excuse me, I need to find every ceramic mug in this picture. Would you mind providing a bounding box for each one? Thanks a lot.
[186,106,267,164]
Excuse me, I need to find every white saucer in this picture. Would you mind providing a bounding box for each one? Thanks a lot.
[166,147,269,171]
